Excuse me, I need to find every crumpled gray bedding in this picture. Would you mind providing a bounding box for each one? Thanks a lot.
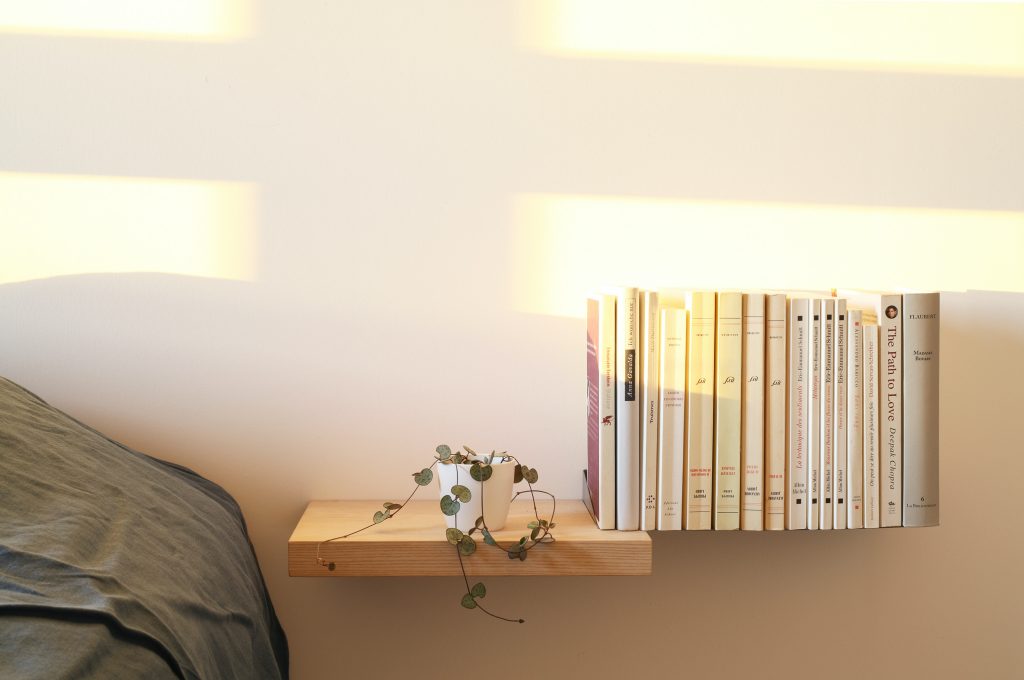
[0,377,288,679]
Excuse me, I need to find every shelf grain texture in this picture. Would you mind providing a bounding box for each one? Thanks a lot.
[289,499,652,577]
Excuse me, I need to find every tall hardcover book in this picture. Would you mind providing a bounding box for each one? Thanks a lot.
[863,323,881,529]
[640,291,660,531]
[833,299,848,529]
[657,307,687,530]
[819,298,835,530]
[741,293,765,531]
[586,294,616,529]
[685,291,716,530]
[786,298,809,529]
[846,309,865,529]
[902,293,940,527]
[616,287,641,531]
[807,299,821,530]
[714,292,743,531]
[838,291,902,527]
[764,294,787,530]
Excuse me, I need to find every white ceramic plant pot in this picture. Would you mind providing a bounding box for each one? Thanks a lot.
[437,461,516,531]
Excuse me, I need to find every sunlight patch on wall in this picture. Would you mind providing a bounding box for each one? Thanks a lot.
[512,193,1024,318]
[0,172,257,284]
[0,0,252,41]
[519,0,1024,76]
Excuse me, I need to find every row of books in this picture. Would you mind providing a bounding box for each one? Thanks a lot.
[586,288,940,531]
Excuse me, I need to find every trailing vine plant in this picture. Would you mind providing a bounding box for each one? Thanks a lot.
[315,445,556,623]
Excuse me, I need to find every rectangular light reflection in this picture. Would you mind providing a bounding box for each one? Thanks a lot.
[512,193,1024,318]
[0,172,257,284]
[520,0,1024,76]
[0,0,252,41]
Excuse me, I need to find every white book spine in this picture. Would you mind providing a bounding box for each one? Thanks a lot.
[685,291,716,530]
[863,324,881,529]
[714,292,743,530]
[640,291,660,531]
[616,287,641,531]
[880,294,903,527]
[786,298,809,529]
[657,307,687,530]
[834,299,848,529]
[807,300,821,530]
[764,294,787,531]
[587,294,616,529]
[741,293,765,531]
[902,293,940,527]
[820,299,835,530]
[847,310,865,529]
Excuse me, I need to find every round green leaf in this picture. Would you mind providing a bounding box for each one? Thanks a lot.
[463,445,477,456]
[436,444,451,460]
[470,464,492,482]
[530,526,541,541]
[482,529,496,546]
[470,582,486,598]
[458,535,477,556]
[518,549,527,561]
[451,485,472,503]
[523,467,539,484]
[373,511,386,524]
[474,515,485,529]
[412,468,433,486]
[384,502,402,511]
[460,593,477,609]
[513,464,524,483]
[446,528,464,544]
[527,520,539,529]
[440,495,460,516]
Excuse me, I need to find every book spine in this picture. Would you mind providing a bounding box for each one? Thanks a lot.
[834,299,848,529]
[786,298,809,529]
[640,291,660,531]
[807,299,821,530]
[863,324,881,528]
[880,294,903,527]
[820,298,835,530]
[741,293,765,530]
[714,292,743,530]
[685,292,716,530]
[657,307,687,530]
[764,294,787,530]
[587,295,617,528]
[847,310,865,529]
[616,287,641,531]
[902,293,940,527]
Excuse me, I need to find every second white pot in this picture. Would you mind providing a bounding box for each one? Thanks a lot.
[437,460,515,531]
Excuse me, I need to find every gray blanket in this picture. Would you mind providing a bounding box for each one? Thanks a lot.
[0,378,288,679]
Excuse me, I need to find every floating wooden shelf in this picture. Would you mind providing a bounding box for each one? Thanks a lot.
[288,499,652,577]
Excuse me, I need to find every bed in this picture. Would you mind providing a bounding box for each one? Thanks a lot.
[0,377,288,679]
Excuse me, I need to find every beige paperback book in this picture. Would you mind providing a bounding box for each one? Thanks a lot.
[833,299,848,529]
[640,291,660,531]
[764,294,787,530]
[741,293,765,531]
[657,306,687,530]
[863,323,881,529]
[786,297,809,529]
[685,292,716,530]
[902,293,940,527]
[819,298,835,530]
[807,300,821,530]
[847,309,865,529]
[714,292,743,530]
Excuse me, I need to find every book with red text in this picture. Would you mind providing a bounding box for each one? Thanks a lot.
[786,297,809,529]
[819,298,835,530]
[764,293,787,530]
[658,306,687,530]
[833,298,848,529]
[741,293,765,531]
[714,292,743,530]
[863,323,881,528]
[807,299,821,530]
[685,291,716,530]
[846,309,865,529]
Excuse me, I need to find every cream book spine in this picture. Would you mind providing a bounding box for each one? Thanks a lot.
[685,291,716,530]
[879,294,903,527]
[902,292,940,527]
[640,291,660,531]
[833,299,848,529]
[863,324,881,529]
[786,297,809,529]
[846,309,865,529]
[741,293,765,531]
[616,287,641,531]
[764,294,787,530]
[587,294,616,529]
[714,292,743,530]
[819,298,835,530]
[657,307,687,530]
[807,299,821,530]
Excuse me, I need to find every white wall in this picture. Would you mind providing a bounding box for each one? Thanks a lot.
[2,3,1023,678]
